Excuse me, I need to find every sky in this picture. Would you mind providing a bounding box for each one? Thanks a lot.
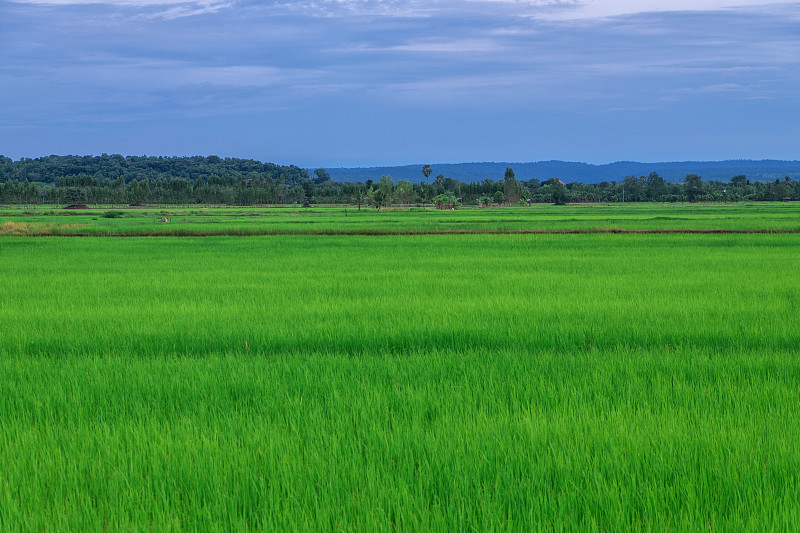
[1,0,798,167]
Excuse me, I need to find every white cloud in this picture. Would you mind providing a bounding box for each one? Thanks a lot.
[11,0,199,4]
[271,0,433,17]
[351,38,506,54]
[11,0,795,19]
[11,0,201,4]
[548,0,797,19]
[149,1,231,19]
[669,82,759,95]
[259,0,799,19]
[180,65,324,87]
[46,56,325,90]
[7,0,232,18]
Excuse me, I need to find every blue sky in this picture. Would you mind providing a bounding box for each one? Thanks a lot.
[1,0,798,167]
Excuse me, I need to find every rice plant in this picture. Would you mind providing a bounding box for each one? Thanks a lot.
[1,229,799,530]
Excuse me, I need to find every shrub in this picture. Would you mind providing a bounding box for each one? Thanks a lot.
[433,193,460,210]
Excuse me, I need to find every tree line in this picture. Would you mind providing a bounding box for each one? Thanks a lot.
[0,155,797,206]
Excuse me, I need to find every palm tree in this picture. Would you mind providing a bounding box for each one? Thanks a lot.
[422,164,432,205]
[422,164,432,184]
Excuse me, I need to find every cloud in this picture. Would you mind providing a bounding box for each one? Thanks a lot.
[10,0,214,5]
[3,0,798,162]
[561,0,797,19]
[349,38,507,54]
[38,55,326,90]
[668,83,763,95]
[7,0,232,19]
[253,0,799,20]
[9,0,796,20]
[270,0,432,18]
[150,1,232,19]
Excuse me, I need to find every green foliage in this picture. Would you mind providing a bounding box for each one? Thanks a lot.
[646,172,667,199]
[432,193,460,209]
[0,154,797,206]
[548,178,568,205]
[394,179,414,204]
[503,166,522,204]
[101,210,124,218]
[1,154,310,186]
[684,173,704,202]
[364,176,395,210]
[367,187,387,210]
[422,164,432,182]
[312,168,331,184]
[378,175,393,198]
[730,174,749,186]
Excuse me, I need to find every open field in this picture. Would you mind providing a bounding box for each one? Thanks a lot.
[2,202,800,235]
[1,205,800,530]
[2,233,799,356]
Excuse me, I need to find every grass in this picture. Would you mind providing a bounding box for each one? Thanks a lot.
[2,234,798,356]
[1,202,800,235]
[1,207,799,530]
[3,350,799,531]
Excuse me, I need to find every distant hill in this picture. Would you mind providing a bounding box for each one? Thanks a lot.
[325,160,800,184]
[0,154,310,185]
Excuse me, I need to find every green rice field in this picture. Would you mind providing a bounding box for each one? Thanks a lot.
[2,201,800,235]
[1,204,799,531]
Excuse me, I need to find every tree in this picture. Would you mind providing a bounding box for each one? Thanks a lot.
[274,176,289,204]
[503,167,522,204]
[422,164,432,185]
[493,191,505,205]
[770,178,789,201]
[730,175,749,187]
[378,175,394,207]
[313,168,331,184]
[645,172,666,200]
[433,193,460,209]
[354,188,363,211]
[367,187,387,210]
[422,164,432,204]
[290,184,307,205]
[684,174,703,202]
[621,176,634,199]
[546,178,567,205]
[395,180,414,205]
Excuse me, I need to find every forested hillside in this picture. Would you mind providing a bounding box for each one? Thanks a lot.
[327,160,800,184]
[0,155,797,206]
[0,154,309,185]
